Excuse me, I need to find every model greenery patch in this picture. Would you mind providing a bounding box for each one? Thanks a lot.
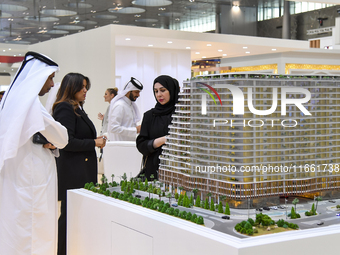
[305,203,317,216]
[235,214,299,236]
[83,181,204,226]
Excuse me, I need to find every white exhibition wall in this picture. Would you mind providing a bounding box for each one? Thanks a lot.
[28,25,191,133]
[115,46,191,115]
[29,25,115,134]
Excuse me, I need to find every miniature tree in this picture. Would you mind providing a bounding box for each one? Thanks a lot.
[225,202,230,215]
[210,200,215,211]
[121,173,127,181]
[218,201,223,213]
[174,192,179,201]
[111,174,115,183]
[192,188,199,199]
[315,196,322,211]
[166,192,172,204]
[189,194,194,206]
[290,206,297,219]
[157,188,162,200]
[311,203,316,215]
[196,216,204,225]
[147,185,153,199]
[195,195,201,207]
[182,195,188,207]
[292,198,299,212]
[178,194,184,206]
[144,178,148,191]
[100,174,106,184]
[150,174,155,182]
[204,198,209,209]
[121,181,126,192]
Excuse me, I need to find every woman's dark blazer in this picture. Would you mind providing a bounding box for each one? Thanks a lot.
[53,102,97,201]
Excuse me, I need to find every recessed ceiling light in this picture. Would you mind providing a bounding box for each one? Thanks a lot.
[132,0,172,6]
[222,54,227,56]
[148,44,153,47]
[245,51,250,54]
[195,52,200,54]
[207,44,212,46]
[243,46,248,49]
[272,48,277,51]
[218,49,223,52]
[109,7,145,14]
[167,41,172,44]
[186,46,191,49]
[202,56,206,58]
[125,38,131,40]
[3,50,5,52]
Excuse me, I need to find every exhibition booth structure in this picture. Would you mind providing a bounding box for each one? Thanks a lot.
[3,24,335,253]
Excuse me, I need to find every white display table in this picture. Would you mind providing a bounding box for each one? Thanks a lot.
[67,189,340,255]
[103,141,142,182]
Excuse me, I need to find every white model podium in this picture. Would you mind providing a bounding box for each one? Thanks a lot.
[103,141,142,182]
[67,189,340,255]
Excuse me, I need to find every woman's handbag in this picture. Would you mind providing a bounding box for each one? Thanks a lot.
[32,132,50,145]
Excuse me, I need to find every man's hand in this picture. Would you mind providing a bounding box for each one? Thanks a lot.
[98,112,104,121]
[136,125,141,134]
[43,143,56,150]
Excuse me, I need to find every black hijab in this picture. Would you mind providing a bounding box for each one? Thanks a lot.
[152,75,180,116]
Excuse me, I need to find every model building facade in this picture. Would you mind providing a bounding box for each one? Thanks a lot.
[159,74,340,205]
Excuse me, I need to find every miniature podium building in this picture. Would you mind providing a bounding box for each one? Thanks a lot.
[159,74,340,207]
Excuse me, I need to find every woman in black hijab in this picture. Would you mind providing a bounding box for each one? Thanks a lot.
[136,75,180,180]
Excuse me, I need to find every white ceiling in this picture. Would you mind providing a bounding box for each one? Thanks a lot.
[113,24,310,60]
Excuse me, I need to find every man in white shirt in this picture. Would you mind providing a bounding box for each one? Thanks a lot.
[108,77,143,141]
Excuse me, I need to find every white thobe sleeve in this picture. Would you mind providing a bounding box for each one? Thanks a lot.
[39,108,68,149]
[109,103,137,139]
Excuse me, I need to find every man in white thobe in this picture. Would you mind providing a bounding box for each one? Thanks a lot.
[0,52,68,255]
[108,77,143,141]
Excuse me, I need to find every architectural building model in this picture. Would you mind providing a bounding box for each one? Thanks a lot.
[159,73,340,207]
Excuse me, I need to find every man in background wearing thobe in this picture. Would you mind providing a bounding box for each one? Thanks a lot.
[0,52,68,255]
[108,77,143,141]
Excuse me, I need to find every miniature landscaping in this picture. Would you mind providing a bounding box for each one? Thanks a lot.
[84,174,205,226]
[84,173,304,237]
[235,214,299,236]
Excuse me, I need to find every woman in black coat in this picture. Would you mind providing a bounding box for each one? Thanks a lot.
[52,73,106,255]
[136,75,180,180]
